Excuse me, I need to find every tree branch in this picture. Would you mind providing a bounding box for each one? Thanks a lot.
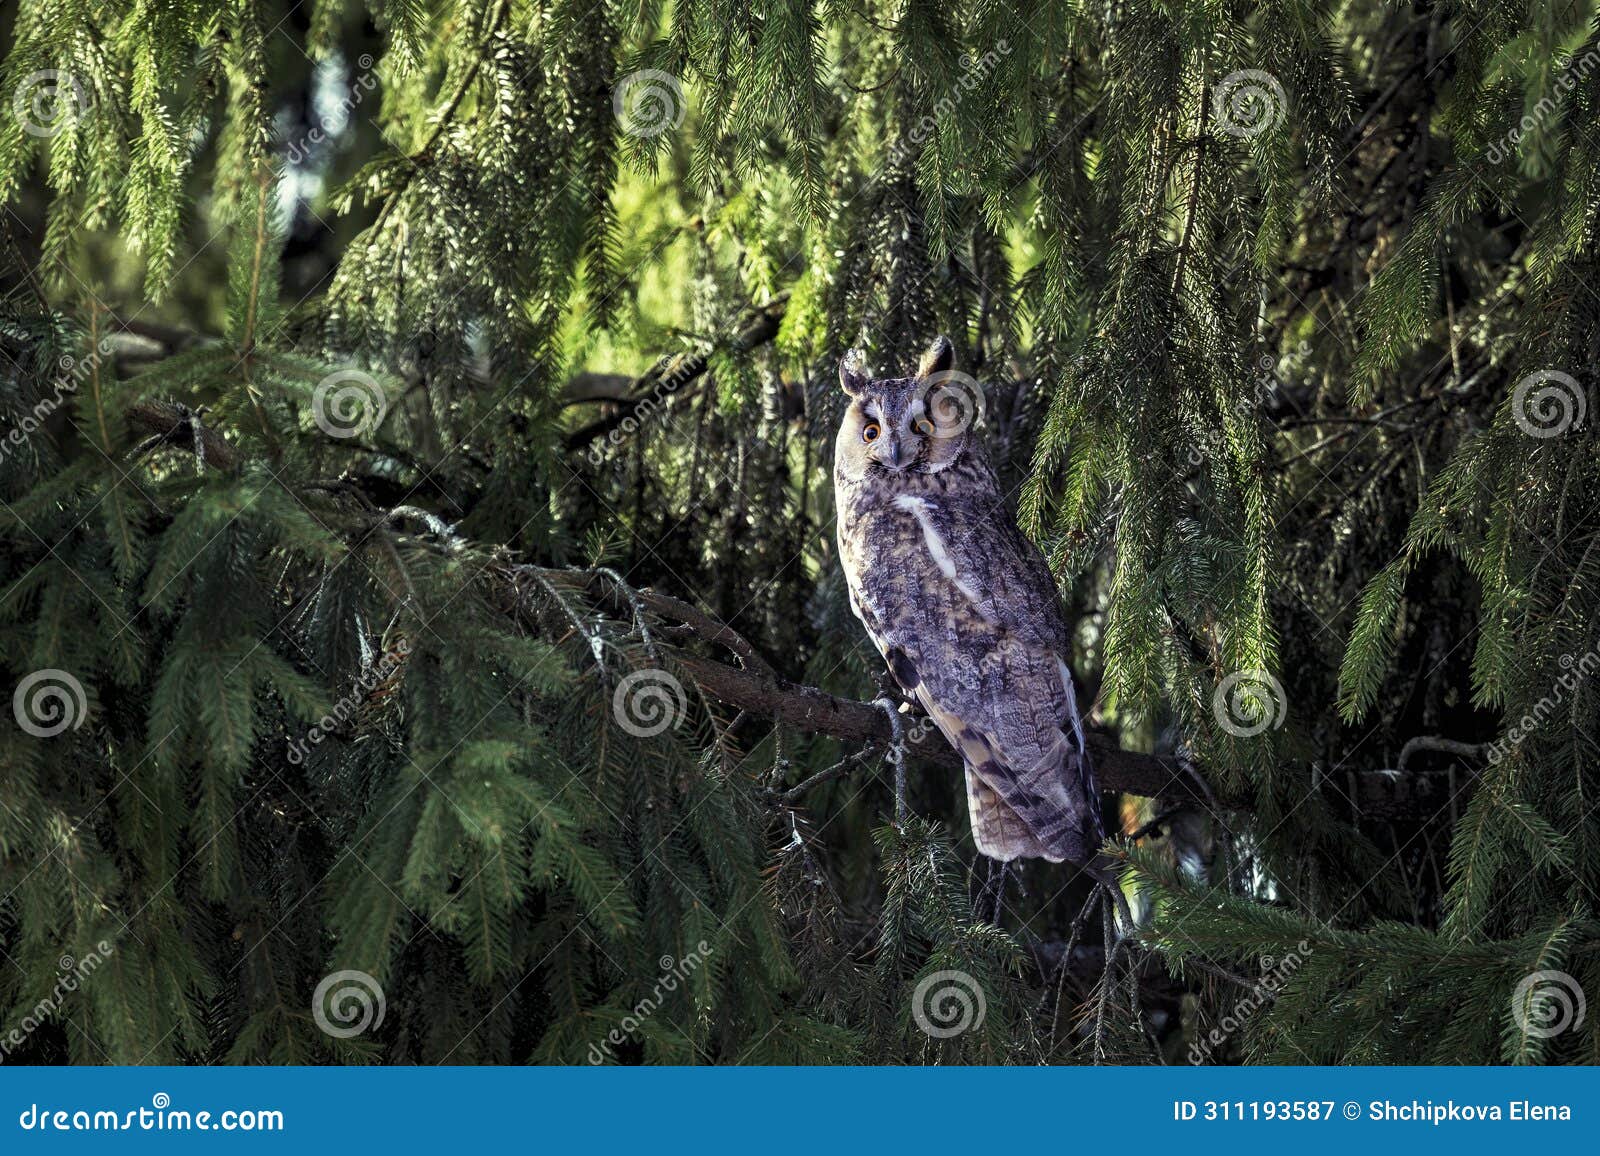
[502,564,1219,804]
[501,564,1479,821]
[563,295,788,452]
[127,401,239,470]
[98,413,1474,824]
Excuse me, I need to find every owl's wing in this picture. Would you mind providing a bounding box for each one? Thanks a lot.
[856,491,1103,866]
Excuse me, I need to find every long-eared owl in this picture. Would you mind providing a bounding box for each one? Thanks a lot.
[833,336,1105,869]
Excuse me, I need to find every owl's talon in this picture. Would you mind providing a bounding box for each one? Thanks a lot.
[871,670,914,710]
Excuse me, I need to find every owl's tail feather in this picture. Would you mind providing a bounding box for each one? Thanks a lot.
[923,691,1112,876]
[963,737,1112,880]
[964,769,1054,861]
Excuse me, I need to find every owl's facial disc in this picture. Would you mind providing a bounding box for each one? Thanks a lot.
[848,388,966,475]
[835,340,974,481]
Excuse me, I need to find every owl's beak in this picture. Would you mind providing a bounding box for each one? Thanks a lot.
[873,436,906,470]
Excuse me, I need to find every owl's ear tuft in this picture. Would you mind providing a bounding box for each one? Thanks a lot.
[839,349,870,396]
[917,335,955,378]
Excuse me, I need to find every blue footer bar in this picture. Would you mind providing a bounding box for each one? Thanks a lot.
[1,1066,1592,1151]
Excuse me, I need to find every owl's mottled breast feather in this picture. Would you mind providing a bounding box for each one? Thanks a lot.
[836,448,1069,659]
[836,441,1101,864]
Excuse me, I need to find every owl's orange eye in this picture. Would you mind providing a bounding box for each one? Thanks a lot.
[913,417,935,437]
[861,421,881,443]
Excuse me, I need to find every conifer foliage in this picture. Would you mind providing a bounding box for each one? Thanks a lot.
[0,0,1595,1064]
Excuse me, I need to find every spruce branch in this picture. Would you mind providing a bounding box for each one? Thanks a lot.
[106,397,1476,824]
[127,401,240,469]
[564,295,789,452]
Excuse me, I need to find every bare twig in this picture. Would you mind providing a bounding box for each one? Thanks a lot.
[565,296,789,453]
[777,745,879,802]
[1397,735,1485,769]
[874,696,908,825]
